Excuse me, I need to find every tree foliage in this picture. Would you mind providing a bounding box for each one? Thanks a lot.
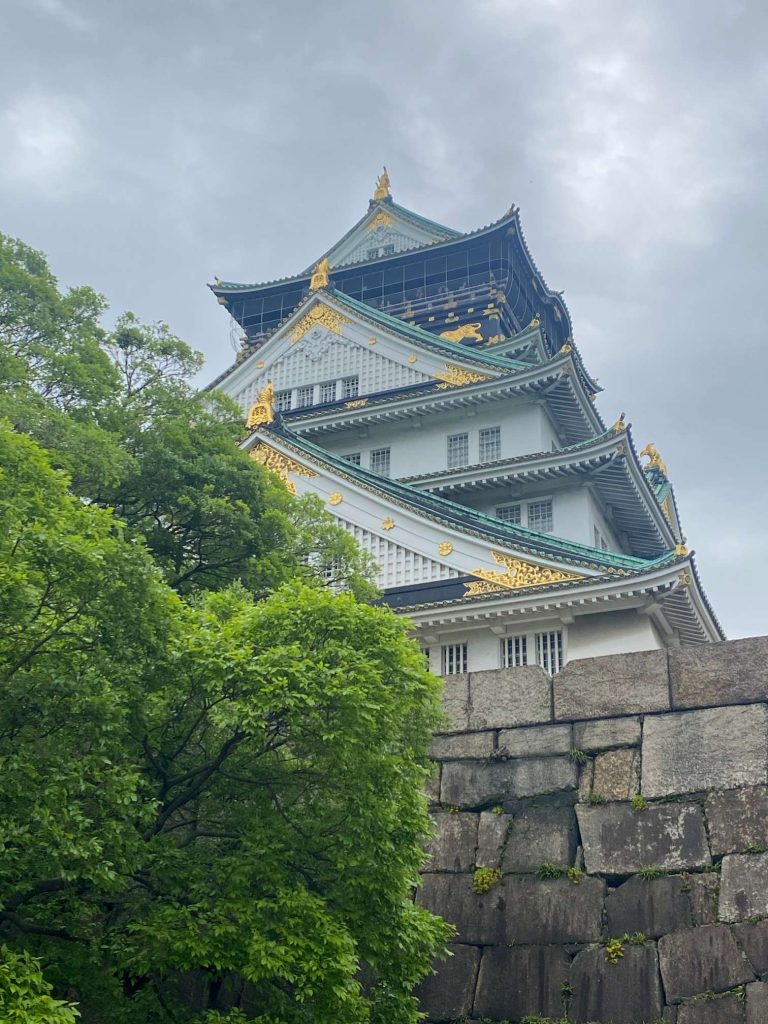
[0,235,450,1022]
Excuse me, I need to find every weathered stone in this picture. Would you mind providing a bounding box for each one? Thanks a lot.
[416,872,604,944]
[473,945,570,1021]
[440,756,576,808]
[670,636,768,710]
[467,666,551,730]
[719,852,768,922]
[746,981,768,1024]
[429,730,494,761]
[687,873,720,925]
[605,875,693,938]
[425,813,477,872]
[502,806,577,873]
[705,786,768,855]
[440,673,469,732]
[497,722,571,757]
[577,759,594,802]
[573,715,642,751]
[591,747,641,801]
[415,944,479,1022]
[676,993,746,1024]
[642,705,768,798]
[734,921,768,974]
[475,811,509,868]
[425,764,440,804]
[569,944,663,1024]
[554,649,670,720]
[577,803,711,875]
[658,924,754,1001]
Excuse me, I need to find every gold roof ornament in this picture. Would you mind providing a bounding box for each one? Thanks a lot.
[639,442,669,477]
[611,412,626,433]
[373,166,391,201]
[675,542,689,556]
[559,342,573,354]
[245,381,275,428]
[309,257,331,291]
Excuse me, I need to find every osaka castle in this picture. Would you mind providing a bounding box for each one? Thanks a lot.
[208,170,723,675]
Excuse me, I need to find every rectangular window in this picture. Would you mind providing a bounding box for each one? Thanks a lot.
[479,426,501,462]
[296,385,314,409]
[502,635,528,668]
[536,630,563,675]
[496,504,522,524]
[320,381,337,404]
[528,499,553,533]
[447,432,469,469]
[370,447,391,477]
[442,643,468,675]
[382,243,395,256]
[342,376,359,399]
[276,389,292,412]
[342,452,361,465]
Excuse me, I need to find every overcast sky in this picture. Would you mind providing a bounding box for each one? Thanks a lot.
[2,0,766,639]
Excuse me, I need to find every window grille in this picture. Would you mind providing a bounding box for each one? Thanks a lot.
[370,448,391,477]
[535,630,563,675]
[276,390,292,412]
[320,381,337,404]
[382,244,395,256]
[528,499,553,533]
[296,385,314,409]
[479,426,501,462]
[496,504,522,524]
[342,452,361,465]
[447,432,469,469]
[502,635,528,668]
[342,376,359,399]
[442,643,468,675]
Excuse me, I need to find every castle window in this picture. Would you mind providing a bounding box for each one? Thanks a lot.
[370,447,391,477]
[442,643,468,675]
[502,635,528,668]
[320,381,337,404]
[536,630,563,674]
[296,386,314,408]
[342,452,361,465]
[528,499,553,533]
[496,504,521,524]
[479,426,501,462]
[342,376,359,399]
[447,432,469,469]
[276,389,292,412]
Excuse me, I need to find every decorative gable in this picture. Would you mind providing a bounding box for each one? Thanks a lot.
[323,202,457,269]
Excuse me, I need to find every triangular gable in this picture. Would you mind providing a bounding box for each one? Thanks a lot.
[313,200,460,271]
[214,291,503,416]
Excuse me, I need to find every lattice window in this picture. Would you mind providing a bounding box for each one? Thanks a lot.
[370,448,390,477]
[536,630,563,675]
[496,504,522,524]
[333,520,461,589]
[342,452,361,465]
[442,643,468,675]
[276,389,292,412]
[320,381,337,404]
[502,635,528,668]
[342,376,359,399]
[479,426,501,462]
[447,432,469,470]
[296,385,314,408]
[528,500,553,533]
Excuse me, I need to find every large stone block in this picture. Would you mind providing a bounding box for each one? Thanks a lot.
[569,944,663,1024]
[554,649,670,721]
[688,873,720,926]
[658,924,754,1002]
[467,666,551,730]
[415,944,479,1023]
[642,705,768,798]
[430,731,494,761]
[475,810,509,868]
[497,722,572,757]
[746,981,768,1024]
[734,921,768,974]
[573,715,642,751]
[502,806,577,873]
[425,764,440,804]
[473,945,570,1021]
[440,756,576,808]
[440,673,469,732]
[425,813,478,872]
[719,852,768,922]
[677,993,746,1024]
[670,636,768,710]
[416,872,604,945]
[590,747,641,801]
[605,875,693,939]
[577,803,711,875]
[705,786,768,855]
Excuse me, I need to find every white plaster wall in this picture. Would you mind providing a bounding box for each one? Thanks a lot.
[566,609,662,660]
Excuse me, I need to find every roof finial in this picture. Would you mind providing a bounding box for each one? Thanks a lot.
[639,442,669,477]
[309,256,330,291]
[245,380,275,429]
[611,412,626,433]
[373,166,391,201]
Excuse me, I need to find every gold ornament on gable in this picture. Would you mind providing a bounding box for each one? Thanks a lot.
[289,302,353,345]
[439,323,484,343]
[437,541,453,556]
[249,443,317,495]
[245,381,275,428]
[309,257,331,291]
[434,364,492,389]
[373,166,391,201]
[468,551,584,591]
[367,210,395,231]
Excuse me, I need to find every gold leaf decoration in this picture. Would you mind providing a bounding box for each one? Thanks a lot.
[245,381,274,428]
[434,364,492,389]
[368,337,377,345]
[468,551,584,591]
[439,323,484,343]
[289,302,352,345]
[249,443,317,495]
[463,580,507,597]
[367,210,395,231]
[328,492,343,506]
[437,541,453,556]
[344,399,367,409]
[408,354,418,364]
[382,518,395,531]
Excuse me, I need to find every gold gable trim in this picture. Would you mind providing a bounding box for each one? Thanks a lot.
[249,443,318,495]
[434,363,492,388]
[289,302,353,345]
[468,551,584,591]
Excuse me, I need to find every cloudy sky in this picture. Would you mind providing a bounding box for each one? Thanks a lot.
[2,0,767,638]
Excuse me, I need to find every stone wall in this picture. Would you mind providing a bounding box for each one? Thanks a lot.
[416,637,768,1024]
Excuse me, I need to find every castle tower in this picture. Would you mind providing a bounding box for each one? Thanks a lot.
[208,173,722,674]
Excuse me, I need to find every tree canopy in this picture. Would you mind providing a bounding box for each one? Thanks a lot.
[0,234,450,1022]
